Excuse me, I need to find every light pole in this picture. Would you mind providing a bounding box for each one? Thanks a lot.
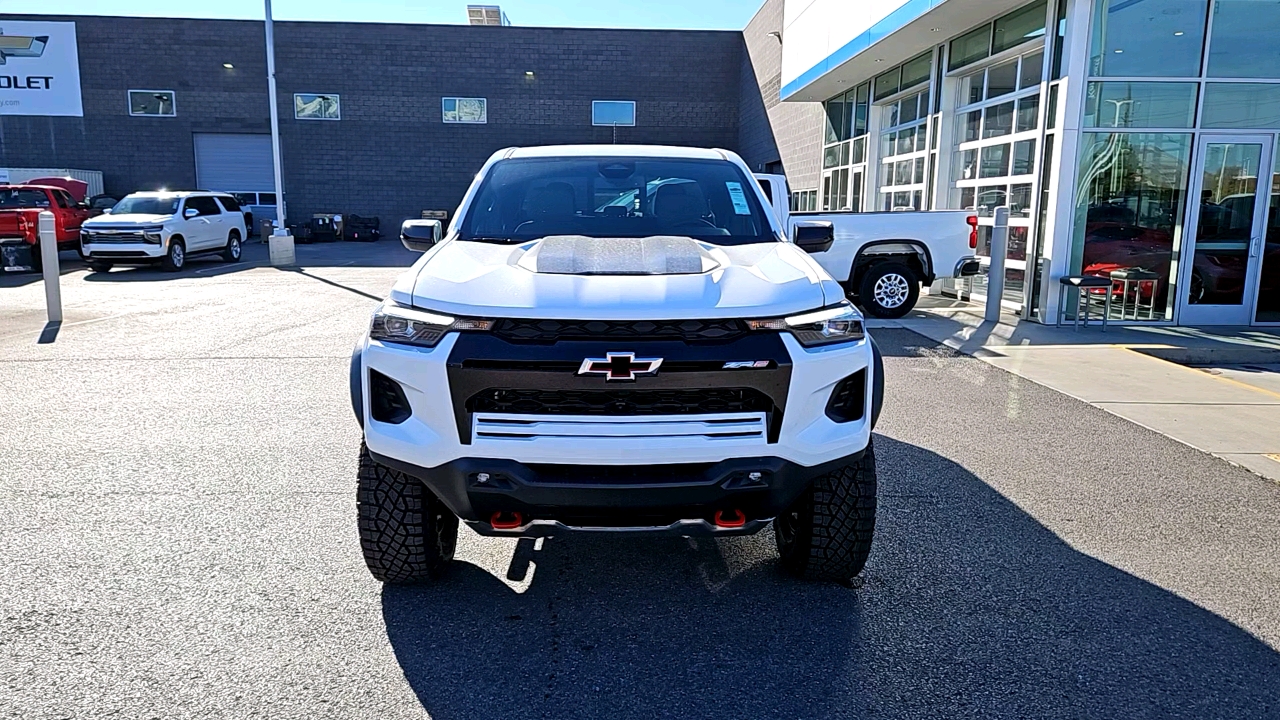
[264,0,295,264]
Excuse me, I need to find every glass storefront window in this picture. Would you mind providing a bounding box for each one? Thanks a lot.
[950,24,993,71]
[901,52,933,90]
[987,60,1019,100]
[993,0,1047,54]
[1201,83,1280,129]
[1089,0,1209,77]
[1208,0,1280,78]
[1258,137,1280,323]
[1071,133,1193,320]
[1084,82,1198,128]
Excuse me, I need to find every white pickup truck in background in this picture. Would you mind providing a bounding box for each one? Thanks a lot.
[754,173,981,318]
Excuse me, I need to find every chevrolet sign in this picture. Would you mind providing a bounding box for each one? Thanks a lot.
[0,35,47,64]
[0,22,82,117]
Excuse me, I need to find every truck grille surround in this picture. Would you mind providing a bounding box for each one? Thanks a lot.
[467,387,774,415]
[446,329,792,444]
[491,318,746,344]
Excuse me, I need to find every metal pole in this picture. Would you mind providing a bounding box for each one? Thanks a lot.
[263,0,295,265]
[265,0,287,232]
[985,206,1009,323]
[38,211,62,323]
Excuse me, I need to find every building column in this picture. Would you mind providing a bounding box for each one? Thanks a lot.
[1041,0,1095,325]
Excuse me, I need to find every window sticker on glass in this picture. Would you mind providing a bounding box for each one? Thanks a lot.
[726,181,751,215]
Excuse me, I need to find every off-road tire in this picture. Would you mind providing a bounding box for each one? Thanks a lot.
[357,443,458,583]
[857,262,919,319]
[162,237,186,272]
[88,260,113,273]
[222,230,242,263]
[775,439,877,583]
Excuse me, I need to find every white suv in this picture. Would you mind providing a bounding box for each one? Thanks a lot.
[351,145,883,585]
[81,191,247,272]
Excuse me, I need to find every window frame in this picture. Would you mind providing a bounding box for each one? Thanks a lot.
[442,97,488,124]
[127,89,177,118]
[293,93,341,121]
[591,100,636,127]
[877,86,933,212]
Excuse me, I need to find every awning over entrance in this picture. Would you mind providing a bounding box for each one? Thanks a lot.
[780,0,1034,102]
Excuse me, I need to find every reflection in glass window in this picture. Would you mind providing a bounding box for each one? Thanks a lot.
[1020,50,1044,89]
[592,100,635,126]
[1011,185,1034,219]
[129,90,176,117]
[1201,83,1280,129]
[443,97,488,123]
[987,60,1019,100]
[1089,0,1208,77]
[295,93,340,120]
[1013,140,1036,175]
[1208,0,1280,78]
[950,24,993,71]
[993,0,1047,54]
[901,52,933,90]
[1257,137,1280,322]
[981,144,1010,178]
[1084,82,1198,128]
[984,102,1015,138]
[1016,95,1040,132]
[1072,133,1193,320]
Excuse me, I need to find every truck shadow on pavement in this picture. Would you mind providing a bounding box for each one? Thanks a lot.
[381,436,1280,720]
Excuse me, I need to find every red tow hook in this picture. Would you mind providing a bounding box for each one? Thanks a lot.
[713,509,747,528]
[490,511,524,530]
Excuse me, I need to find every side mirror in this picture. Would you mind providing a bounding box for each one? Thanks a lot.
[183,207,199,219]
[101,207,112,215]
[793,221,834,253]
[401,219,443,252]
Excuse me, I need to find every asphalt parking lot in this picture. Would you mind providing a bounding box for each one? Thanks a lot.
[2,242,1279,719]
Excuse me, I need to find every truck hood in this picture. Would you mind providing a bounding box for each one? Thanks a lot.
[83,213,173,227]
[395,236,845,320]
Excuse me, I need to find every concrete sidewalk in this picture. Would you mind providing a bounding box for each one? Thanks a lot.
[871,297,1280,483]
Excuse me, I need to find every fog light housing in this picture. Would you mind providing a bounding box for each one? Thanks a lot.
[369,370,411,424]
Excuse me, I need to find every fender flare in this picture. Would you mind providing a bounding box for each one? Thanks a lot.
[853,240,935,286]
[870,336,884,431]
[350,341,364,429]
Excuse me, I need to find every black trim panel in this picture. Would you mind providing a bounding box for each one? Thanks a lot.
[445,332,793,444]
[368,449,866,525]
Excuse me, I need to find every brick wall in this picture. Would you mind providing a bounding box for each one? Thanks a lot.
[0,15,745,228]
[739,0,825,195]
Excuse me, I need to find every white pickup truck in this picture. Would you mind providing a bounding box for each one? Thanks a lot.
[753,174,980,318]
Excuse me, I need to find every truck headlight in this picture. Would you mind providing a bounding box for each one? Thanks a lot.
[369,301,493,348]
[143,226,165,244]
[747,301,865,347]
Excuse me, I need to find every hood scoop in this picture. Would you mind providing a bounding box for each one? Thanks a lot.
[518,235,721,276]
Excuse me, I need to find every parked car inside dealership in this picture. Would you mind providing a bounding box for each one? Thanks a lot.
[80,191,247,272]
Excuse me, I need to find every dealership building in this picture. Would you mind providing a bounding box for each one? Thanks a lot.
[2,0,1278,326]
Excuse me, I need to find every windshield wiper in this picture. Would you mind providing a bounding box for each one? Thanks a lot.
[459,236,521,244]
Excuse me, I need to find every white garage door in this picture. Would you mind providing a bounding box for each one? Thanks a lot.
[193,133,274,192]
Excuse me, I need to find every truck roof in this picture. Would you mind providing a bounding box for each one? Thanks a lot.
[504,145,729,161]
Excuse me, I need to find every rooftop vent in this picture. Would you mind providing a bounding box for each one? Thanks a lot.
[467,5,510,25]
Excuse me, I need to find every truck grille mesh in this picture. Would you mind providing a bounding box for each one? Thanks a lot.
[490,318,746,343]
[467,388,774,416]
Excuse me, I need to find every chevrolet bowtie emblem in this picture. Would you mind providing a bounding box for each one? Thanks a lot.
[577,352,663,382]
[0,35,49,65]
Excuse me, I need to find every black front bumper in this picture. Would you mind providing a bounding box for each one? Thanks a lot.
[368,449,865,535]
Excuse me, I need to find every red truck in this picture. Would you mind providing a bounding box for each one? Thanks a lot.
[0,184,94,272]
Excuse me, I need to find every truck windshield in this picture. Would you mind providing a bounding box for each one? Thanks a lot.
[112,196,180,216]
[0,189,51,209]
[457,157,777,245]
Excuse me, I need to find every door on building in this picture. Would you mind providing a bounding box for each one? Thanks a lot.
[193,133,277,230]
[1177,135,1274,325]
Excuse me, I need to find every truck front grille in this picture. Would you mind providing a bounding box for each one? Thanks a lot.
[467,387,774,416]
[85,231,147,244]
[491,318,746,344]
